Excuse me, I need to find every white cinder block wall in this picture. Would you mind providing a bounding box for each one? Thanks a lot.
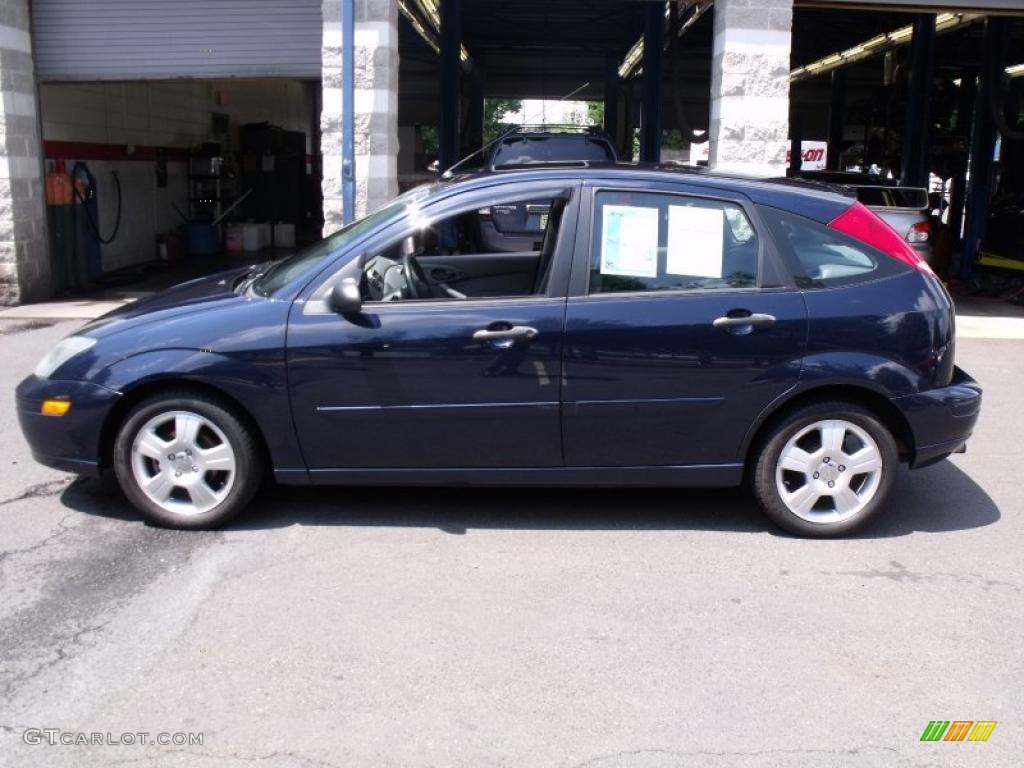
[0,0,49,304]
[708,0,794,177]
[38,78,315,273]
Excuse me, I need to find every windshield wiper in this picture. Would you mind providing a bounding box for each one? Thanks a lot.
[235,261,280,295]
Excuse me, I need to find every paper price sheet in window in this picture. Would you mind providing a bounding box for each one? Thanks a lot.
[599,205,659,278]
[667,205,724,279]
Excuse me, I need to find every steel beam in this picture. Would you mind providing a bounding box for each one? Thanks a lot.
[960,17,1009,280]
[604,55,620,147]
[789,110,803,176]
[827,69,847,171]
[946,69,975,241]
[639,3,664,163]
[900,14,936,188]
[465,72,484,157]
[439,0,462,172]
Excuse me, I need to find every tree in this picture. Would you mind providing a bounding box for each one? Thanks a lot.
[484,98,523,143]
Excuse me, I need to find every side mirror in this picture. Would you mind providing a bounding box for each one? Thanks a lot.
[329,277,362,315]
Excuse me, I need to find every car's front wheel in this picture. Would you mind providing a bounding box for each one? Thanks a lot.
[112,390,264,529]
[752,401,898,537]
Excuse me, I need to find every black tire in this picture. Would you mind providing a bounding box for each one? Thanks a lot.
[112,389,264,529]
[751,401,899,538]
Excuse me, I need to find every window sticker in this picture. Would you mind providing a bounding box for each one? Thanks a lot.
[599,205,659,278]
[667,205,724,278]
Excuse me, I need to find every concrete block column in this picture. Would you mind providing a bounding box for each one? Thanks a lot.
[321,0,399,234]
[708,0,793,177]
[0,0,49,305]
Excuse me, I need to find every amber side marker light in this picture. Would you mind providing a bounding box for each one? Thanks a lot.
[41,399,71,417]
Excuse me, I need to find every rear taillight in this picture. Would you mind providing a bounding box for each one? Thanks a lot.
[907,220,930,244]
[828,201,934,276]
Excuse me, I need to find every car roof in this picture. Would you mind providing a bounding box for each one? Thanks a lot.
[439,162,854,223]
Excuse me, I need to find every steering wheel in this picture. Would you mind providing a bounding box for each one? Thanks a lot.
[402,251,432,299]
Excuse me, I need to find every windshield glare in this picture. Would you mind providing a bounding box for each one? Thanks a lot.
[251,184,437,297]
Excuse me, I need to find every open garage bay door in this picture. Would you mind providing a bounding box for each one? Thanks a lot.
[32,0,322,81]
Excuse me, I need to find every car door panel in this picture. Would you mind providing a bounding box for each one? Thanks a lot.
[288,300,565,469]
[560,181,808,468]
[562,290,807,466]
[286,179,581,472]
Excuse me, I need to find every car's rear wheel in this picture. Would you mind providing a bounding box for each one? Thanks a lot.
[112,390,263,529]
[751,401,898,537]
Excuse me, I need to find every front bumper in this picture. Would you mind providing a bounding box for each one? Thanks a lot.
[16,376,121,477]
[894,366,982,468]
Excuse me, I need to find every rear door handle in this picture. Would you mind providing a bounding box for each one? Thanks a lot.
[472,325,539,342]
[712,313,776,331]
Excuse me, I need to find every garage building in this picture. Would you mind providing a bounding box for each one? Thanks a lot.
[0,0,1022,304]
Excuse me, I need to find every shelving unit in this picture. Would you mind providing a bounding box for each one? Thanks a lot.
[188,153,238,223]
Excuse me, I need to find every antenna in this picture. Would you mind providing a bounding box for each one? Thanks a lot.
[559,82,590,101]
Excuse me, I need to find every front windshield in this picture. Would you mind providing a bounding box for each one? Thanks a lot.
[252,184,437,297]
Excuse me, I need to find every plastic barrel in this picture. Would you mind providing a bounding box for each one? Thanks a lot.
[183,223,221,257]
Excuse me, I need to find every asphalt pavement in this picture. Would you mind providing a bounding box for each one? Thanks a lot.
[0,315,1021,768]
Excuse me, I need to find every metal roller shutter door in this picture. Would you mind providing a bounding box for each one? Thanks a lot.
[32,0,322,81]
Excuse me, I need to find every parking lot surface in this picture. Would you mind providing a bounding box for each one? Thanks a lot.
[1,317,1021,767]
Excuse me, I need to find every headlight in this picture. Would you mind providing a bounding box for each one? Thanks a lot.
[34,336,97,378]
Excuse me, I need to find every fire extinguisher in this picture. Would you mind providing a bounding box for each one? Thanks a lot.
[71,161,122,287]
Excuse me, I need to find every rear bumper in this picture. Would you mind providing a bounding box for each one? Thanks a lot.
[893,366,981,468]
[16,376,121,477]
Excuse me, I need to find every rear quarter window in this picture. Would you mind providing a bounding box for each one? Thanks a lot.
[757,205,909,289]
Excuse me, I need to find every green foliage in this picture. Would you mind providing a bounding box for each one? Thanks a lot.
[419,125,438,156]
[662,129,686,150]
[484,98,523,143]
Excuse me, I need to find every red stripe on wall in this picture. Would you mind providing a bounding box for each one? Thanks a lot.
[45,141,315,165]
[44,140,190,163]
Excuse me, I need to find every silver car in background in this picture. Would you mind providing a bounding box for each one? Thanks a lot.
[798,172,933,267]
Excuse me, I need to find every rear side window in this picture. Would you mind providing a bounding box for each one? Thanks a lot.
[588,191,759,294]
[757,205,908,289]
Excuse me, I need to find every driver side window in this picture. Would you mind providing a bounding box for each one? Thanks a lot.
[360,191,568,303]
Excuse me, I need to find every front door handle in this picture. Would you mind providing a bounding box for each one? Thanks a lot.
[712,312,776,331]
[472,325,539,342]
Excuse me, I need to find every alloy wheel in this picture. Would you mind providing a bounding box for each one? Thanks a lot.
[774,418,884,524]
[130,410,237,516]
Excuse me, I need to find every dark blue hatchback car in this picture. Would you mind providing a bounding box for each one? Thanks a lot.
[17,165,981,536]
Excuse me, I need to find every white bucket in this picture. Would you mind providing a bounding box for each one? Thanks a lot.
[241,223,263,251]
